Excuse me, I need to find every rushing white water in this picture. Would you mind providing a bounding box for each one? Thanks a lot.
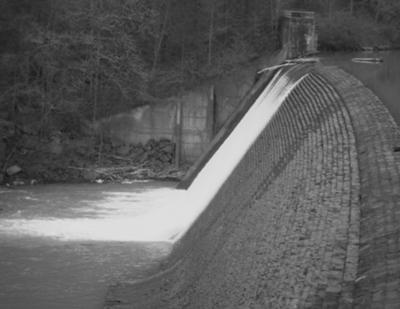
[173,68,309,240]
[0,185,186,242]
[0,67,307,243]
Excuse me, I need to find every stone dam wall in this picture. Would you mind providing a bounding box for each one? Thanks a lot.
[106,66,400,308]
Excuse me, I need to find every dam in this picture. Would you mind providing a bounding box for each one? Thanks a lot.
[106,62,400,308]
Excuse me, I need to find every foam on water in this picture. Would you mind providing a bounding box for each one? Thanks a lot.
[0,187,187,242]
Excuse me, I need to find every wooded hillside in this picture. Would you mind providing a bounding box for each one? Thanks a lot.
[1,0,400,125]
[1,0,400,183]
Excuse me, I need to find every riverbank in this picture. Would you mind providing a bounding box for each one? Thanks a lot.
[0,131,189,186]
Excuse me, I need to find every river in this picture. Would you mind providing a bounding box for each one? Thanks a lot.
[0,181,179,309]
[320,50,400,125]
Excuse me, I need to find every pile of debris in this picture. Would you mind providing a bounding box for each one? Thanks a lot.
[87,138,184,182]
[1,136,188,185]
[108,138,175,167]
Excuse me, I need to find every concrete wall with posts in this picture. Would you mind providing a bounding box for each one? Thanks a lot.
[98,87,217,165]
[99,70,255,164]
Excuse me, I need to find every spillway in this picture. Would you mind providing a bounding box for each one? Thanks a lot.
[173,64,311,241]
[106,64,400,309]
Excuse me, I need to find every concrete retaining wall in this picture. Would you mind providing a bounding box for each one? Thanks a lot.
[99,89,212,163]
[100,104,176,145]
[99,65,259,163]
[106,66,400,308]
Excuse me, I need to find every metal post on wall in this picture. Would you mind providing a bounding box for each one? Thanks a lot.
[206,85,216,141]
[175,100,182,168]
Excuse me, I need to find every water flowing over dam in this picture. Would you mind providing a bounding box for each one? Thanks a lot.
[106,63,400,309]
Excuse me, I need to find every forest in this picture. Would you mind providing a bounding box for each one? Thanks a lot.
[1,0,400,183]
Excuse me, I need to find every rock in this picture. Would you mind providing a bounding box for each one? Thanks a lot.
[6,165,22,176]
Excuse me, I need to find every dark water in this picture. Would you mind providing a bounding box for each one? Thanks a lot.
[0,182,176,309]
[321,50,400,125]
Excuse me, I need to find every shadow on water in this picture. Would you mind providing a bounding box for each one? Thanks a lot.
[321,50,400,125]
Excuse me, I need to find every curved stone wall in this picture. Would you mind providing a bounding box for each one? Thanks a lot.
[106,66,400,309]
[321,67,400,309]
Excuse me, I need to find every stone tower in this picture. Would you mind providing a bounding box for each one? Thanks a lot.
[281,10,318,59]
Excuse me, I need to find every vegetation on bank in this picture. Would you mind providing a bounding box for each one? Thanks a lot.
[1,0,400,184]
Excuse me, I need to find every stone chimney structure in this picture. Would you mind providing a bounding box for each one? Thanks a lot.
[281,10,318,59]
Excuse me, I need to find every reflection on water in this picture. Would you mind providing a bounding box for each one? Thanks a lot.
[321,50,400,125]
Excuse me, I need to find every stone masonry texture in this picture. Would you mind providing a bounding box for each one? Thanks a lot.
[105,65,400,309]
[319,67,400,309]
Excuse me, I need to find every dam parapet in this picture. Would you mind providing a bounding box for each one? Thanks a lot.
[106,65,400,309]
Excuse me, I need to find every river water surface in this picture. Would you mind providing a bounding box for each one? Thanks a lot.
[0,182,179,309]
[321,50,400,125]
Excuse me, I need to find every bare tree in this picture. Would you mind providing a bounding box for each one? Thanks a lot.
[207,0,216,66]
[151,0,171,77]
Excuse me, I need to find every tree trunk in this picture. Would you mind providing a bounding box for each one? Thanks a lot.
[375,0,381,22]
[180,37,185,88]
[151,0,171,77]
[270,0,281,31]
[349,0,354,15]
[92,48,99,123]
[275,0,281,20]
[207,0,215,66]
[90,0,100,123]
[270,0,275,31]
[327,0,334,19]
